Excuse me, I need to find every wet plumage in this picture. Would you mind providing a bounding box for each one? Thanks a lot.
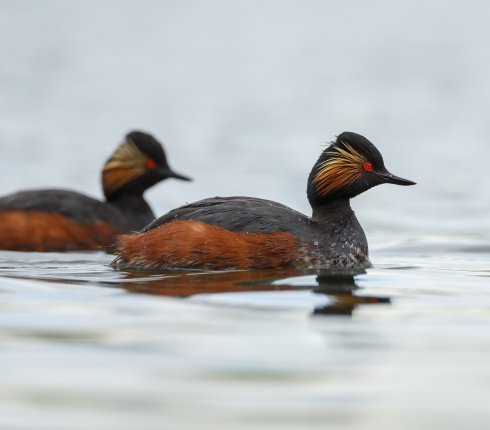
[114,132,415,270]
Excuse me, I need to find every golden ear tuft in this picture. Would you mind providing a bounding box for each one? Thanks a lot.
[102,138,148,196]
[312,143,368,196]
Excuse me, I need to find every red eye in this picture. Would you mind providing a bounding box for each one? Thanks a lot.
[146,159,157,170]
[363,162,373,172]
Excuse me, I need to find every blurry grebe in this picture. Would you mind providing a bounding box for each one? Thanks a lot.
[0,131,190,251]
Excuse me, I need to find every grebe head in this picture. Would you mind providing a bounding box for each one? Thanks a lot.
[102,131,191,199]
[307,132,415,207]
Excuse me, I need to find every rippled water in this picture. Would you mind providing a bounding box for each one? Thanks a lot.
[1,1,490,429]
[1,242,489,430]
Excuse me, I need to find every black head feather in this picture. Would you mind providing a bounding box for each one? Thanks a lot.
[102,131,191,200]
[307,132,414,207]
[126,131,169,167]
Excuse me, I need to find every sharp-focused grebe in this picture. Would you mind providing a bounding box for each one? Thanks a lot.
[0,131,190,252]
[113,132,414,270]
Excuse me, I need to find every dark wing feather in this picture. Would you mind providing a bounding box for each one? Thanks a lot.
[0,189,122,224]
[143,196,312,233]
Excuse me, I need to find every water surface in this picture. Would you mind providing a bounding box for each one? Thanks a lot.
[1,239,489,430]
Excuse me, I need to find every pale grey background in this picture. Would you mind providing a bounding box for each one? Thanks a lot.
[0,0,488,239]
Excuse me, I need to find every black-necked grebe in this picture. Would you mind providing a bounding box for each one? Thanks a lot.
[0,131,190,252]
[113,132,414,270]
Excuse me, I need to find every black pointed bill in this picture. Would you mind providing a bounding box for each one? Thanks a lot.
[159,168,192,182]
[375,170,416,186]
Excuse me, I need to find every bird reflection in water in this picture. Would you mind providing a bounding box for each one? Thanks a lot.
[118,266,390,317]
[313,270,390,316]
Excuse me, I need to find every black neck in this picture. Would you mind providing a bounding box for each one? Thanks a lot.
[311,199,354,225]
[106,192,155,231]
